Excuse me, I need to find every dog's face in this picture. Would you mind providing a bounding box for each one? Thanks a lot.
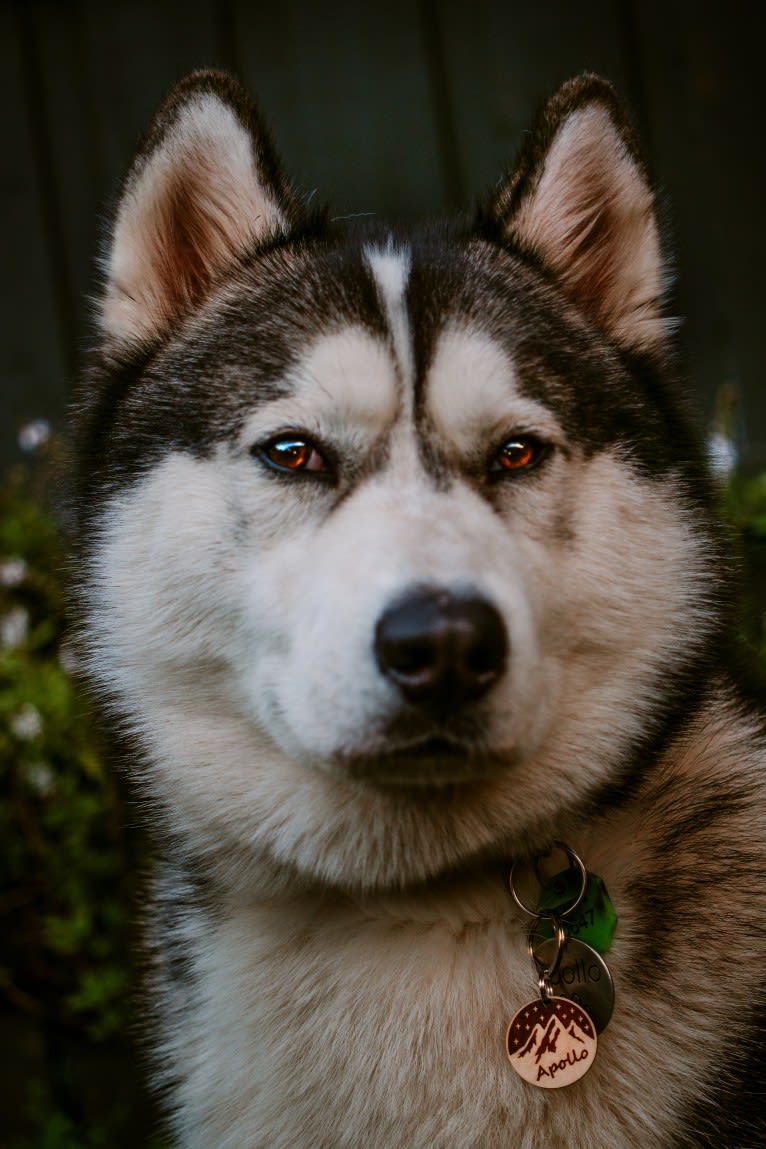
[74,72,724,889]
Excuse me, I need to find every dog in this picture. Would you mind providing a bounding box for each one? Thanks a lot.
[68,69,766,1146]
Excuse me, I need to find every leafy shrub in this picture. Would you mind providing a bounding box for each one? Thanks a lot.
[0,440,165,1147]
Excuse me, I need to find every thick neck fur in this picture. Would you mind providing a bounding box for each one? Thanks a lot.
[148,683,766,1149]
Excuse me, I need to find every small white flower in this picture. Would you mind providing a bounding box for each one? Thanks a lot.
[18,418,52,453]
[707,431,738,478]
[1,607,29,648]
[0,558,27,587]
[26,760,55,796]
[10,704,43,741]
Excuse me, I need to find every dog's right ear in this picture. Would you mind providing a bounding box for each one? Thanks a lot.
[99,70,303,350]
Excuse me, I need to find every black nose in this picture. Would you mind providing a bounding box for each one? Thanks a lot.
[374,587,508,711]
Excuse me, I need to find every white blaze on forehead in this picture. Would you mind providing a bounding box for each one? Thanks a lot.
[364,242,414,393]
[240,325,399,444]
[427,327,562,451]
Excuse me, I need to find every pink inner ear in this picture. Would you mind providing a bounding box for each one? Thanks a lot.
[101,89,291,349]
[555,170,628,321]
[155,155,234,322]
[506,105,666,356]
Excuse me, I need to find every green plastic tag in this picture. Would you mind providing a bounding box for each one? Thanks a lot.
[536,868,618,955]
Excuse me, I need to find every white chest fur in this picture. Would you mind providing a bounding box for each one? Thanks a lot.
[161,876,715,1149]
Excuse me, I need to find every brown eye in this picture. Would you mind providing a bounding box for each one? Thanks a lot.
[493,437,547,475]
[261,437,328,475]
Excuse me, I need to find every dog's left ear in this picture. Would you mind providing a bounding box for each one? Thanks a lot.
[100,70,304,350]
[485,74,668,356]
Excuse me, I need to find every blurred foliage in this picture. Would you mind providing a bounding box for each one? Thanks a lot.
[725,470,766,542]
[0,438,167,1147]
[0,431,764,1148]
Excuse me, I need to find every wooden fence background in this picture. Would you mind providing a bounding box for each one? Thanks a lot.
[1,3,765,1143]
[2,0,764,468]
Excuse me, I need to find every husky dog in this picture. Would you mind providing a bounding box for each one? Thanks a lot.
[69,69,766,1147]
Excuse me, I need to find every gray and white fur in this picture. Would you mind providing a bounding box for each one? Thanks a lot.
[68,70,766,1147]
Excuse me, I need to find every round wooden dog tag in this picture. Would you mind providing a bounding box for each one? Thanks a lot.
[506,997,597,1088]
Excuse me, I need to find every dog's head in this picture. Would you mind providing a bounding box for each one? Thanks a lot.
[73,71,727,890]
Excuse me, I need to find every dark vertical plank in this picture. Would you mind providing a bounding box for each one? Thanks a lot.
[632,0,766,466]
[31,2,103,365]
[231,0,447,221]
[78,0,228,196]
[30,0,231,407]
[0,3,69,462]
[433,0,633,205]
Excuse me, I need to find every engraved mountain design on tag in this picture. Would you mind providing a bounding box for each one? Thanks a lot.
[506,997,597,1088]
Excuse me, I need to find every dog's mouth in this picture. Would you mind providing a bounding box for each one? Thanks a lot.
[341,736,511,787]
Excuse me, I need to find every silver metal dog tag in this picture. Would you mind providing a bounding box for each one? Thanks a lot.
[533,936,615,1033]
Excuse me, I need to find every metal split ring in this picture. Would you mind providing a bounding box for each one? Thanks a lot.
[509,840,588,919]
[527,914,566,983]
[537,971,556,1005]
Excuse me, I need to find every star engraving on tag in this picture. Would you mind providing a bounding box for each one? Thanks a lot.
[506,997,597,1088]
